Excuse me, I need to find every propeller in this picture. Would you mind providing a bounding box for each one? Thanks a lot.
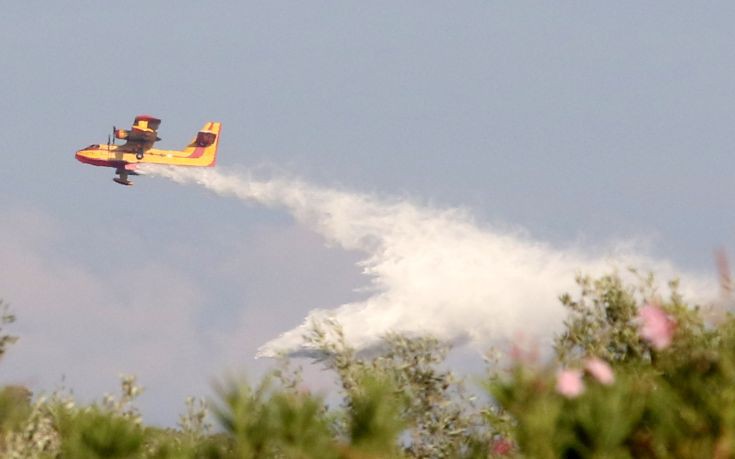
[112,126,117,145]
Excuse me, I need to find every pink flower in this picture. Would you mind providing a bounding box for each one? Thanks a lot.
[490,437,513,455]
[509,332,539,365]
[639,303,676,350]
[556,368,585,398]
[584,357,615,385]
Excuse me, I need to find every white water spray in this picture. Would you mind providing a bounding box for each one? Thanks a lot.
[141,165,715,358]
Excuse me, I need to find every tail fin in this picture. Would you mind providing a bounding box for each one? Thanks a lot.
[182,122,222,167]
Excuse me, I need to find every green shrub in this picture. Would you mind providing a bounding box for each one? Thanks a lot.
[492,271,735,458]
[2,267,735,458]
[55,407,145,458]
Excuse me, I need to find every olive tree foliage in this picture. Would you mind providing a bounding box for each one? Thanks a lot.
[6,266,735,458]
[0,300,17,361]
[1,376,148,459]
[554,270,705,365]
[305,318,491,458]
[0,292,494,458]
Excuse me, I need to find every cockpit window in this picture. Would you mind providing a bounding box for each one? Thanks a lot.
[86,144,100,149]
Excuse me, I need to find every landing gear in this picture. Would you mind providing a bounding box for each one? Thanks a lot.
[113,177,133,186]
[113,169,133,186]
[136,151,144,160]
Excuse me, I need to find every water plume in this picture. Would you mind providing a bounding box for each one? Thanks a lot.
[141,165,714,358]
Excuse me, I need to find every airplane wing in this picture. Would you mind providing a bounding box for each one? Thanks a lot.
[116,115,162,157]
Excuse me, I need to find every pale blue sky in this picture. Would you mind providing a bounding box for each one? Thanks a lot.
[2,2,735,424]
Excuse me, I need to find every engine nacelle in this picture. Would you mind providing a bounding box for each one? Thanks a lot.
[195,130,217,147]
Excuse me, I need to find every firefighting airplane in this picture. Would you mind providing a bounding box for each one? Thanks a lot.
[75,115,221,186]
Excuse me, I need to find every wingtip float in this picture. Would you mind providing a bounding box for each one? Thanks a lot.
[75,115,221,186]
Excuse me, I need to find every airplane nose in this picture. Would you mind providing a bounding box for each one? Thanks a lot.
[75,150,89,163]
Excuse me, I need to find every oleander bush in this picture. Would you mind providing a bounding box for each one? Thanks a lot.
[490,272,735,458]
[1,269,735,458]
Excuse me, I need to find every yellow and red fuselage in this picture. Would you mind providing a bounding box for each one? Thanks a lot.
[75,121,221,173]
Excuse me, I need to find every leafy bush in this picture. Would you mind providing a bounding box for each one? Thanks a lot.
[1,267,734,458]
[492,271,735,458]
